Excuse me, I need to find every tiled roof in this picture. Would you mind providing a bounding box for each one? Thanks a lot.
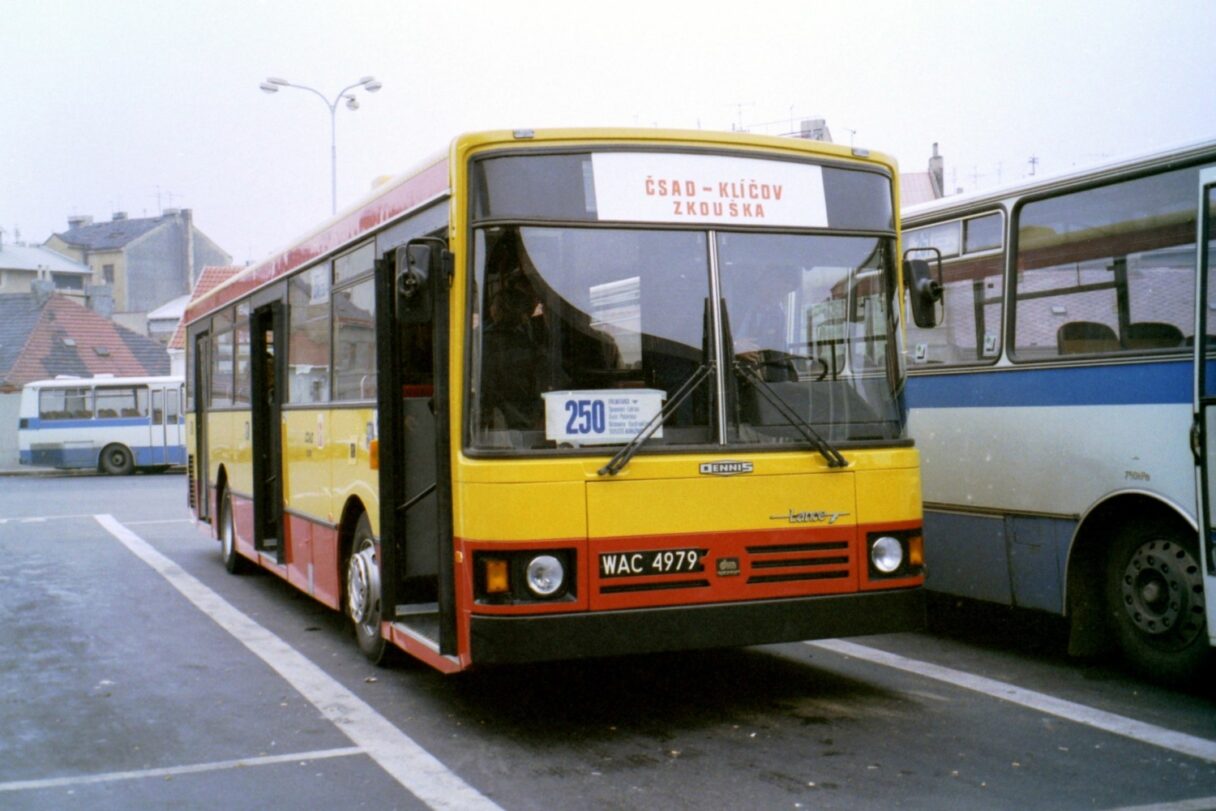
[168,265,242,351]
[0,294,45,384]
[0,243,91,274]
[52,215,167,251]
[0,293,168,391]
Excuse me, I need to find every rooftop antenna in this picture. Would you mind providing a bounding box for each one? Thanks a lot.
[1028,155,1039,176]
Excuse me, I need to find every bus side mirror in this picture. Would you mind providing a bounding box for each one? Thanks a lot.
[396,242,436,324]
[903,257,943,328]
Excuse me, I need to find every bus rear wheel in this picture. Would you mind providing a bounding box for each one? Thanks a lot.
[346,513,388,664]
[100,444,134,476]
[1104,518,1208,683]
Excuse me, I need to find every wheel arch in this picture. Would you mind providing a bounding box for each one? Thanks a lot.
[337,496,371,574]
[1063,489,1197,656]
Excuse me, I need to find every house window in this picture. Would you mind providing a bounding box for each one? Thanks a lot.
[102,264,115,284]
[53,273,84,291]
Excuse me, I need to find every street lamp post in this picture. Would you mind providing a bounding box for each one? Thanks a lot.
[259,76,383,216]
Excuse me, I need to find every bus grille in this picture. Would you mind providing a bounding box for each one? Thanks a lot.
[187,454,196,510]
[744,540,851,585]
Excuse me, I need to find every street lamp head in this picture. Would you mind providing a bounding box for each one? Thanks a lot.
[259,82,280,94]
[345,94,360,111]
[266,77,289,86]
[364,80,383,93]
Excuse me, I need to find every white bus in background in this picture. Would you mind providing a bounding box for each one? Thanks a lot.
[901,138,1216,682]
[17,375,185,475]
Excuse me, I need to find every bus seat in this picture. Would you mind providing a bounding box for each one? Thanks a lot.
[1125,322,1183,350]
[98,409,118,418]
[1057,321,1118,355]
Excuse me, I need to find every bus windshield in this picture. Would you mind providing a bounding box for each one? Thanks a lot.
[468,225,903,452]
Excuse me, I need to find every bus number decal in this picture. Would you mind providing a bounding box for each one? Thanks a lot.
[564,399,606,435]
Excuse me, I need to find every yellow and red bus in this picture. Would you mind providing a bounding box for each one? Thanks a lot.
[184,128,930,672]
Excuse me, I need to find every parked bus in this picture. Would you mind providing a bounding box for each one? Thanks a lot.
[18,375,185,474]
[901,138,1216,681]
[184,128,932,673]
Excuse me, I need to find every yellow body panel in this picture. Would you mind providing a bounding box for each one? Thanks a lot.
[452,448,923,542]
[207,410,251,496]
[586,471,856,539]
[328,407,380,530]
[255,407,381,529]
[455,481,587,542]
[281,409,332,523]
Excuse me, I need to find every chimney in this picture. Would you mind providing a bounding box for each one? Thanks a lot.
[31,279,54,306]
[112,211,128,221]
[929,143,945,199]
[86,283,114,317]
[67,215,94,230]
[180,208,195,286]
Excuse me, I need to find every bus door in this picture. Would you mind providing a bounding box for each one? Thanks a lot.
[375,240,455,656]
[148,385,183,465]
[1194,165,1216,649]
[193,333,211,521]
[251,299,287,563]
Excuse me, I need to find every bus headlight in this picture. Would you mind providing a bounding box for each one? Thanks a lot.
[870,536,904,574]
[525,554,565,597]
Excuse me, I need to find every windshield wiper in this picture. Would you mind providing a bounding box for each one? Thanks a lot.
[598,362,715,477]
[733,360,848,468]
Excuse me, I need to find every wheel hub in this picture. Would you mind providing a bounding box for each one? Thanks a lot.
[1120,539,1205,644]
[347,545,380,625]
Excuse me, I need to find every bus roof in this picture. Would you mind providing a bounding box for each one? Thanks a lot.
[902,135,1216,223]
[184,128,896,326]
[22,374,183,390]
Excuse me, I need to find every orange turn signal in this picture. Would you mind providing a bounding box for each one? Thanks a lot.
[485,558,509,594]
[909,534,924,568]
[369,439,379,470]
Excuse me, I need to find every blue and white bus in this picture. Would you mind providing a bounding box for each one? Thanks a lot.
[17,375,185,475]
[901,138,1216,681]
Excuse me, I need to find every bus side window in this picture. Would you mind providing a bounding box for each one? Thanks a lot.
[904,215,1004,367]
[1014,167,1195,360]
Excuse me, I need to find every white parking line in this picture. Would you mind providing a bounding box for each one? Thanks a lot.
[807,639,1216,765]
[0,747,362,793]
[94,514,502,811]
[1104,798,1216,811]
[124,518,195,526]
[0,514,96,524]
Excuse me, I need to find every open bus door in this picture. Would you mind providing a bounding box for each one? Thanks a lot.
[375,239,456,658]
[1193,166,1216,652]
[251,296,287,564]
[192,332,211,521]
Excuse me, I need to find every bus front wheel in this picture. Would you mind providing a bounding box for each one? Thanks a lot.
[346,513,388,664]
[1104,518,1208,683]
[100,444,134,476]
[219,489,248,575]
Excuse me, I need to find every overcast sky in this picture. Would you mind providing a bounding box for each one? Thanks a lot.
[2,0,1214,266]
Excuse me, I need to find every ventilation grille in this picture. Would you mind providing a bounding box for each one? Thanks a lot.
[745,540,850,585]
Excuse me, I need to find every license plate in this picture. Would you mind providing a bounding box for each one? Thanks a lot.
[599,548,705,578]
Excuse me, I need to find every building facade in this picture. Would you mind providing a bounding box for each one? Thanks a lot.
[0,231,92,297]
[44,209,231,335]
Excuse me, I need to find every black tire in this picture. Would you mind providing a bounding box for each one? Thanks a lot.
[100,444,134,476]
[219,489,248,575]
[1104,517,1209,683]
[345,513,388,664]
